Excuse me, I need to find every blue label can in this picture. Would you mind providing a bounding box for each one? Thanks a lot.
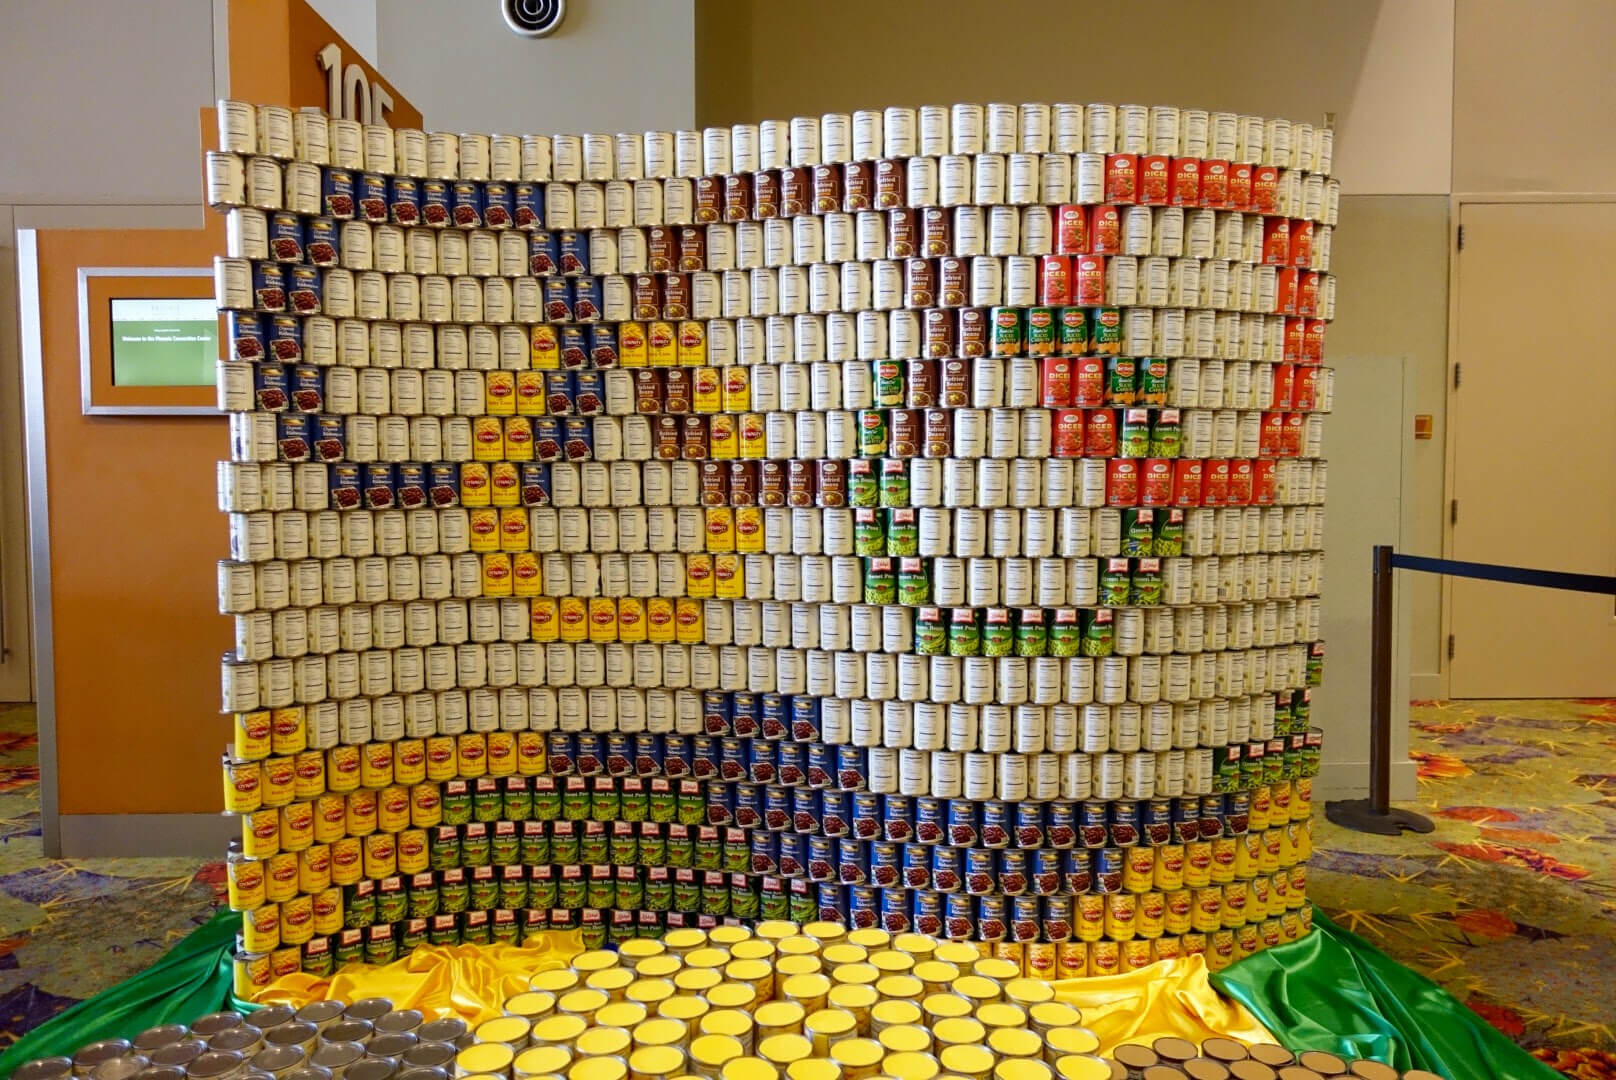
[964,847,997,895]
[1011,895,1042,942]
[834,746,867,791]
[732,782,760,829]
[394,463,426,506]
[558,230,588,275]
[902,843,931,891]
[790,696,821,742]
[588,324,619,367]
[545,733,575,775]
[1032,848,1064,895]
[778,832,806,877]
[944,892,975,939]
[880,888,910,933]
[790,786,819,833]
[688,735,717,781]
[915,797,945,845]
[572,276,602,322]
[329,463,361,509]
[1199,794,1226,839]
[559,325,589,368]
[1172,797,1200,844]
[718,737,747,783]
[818,789,849,837]
[561,417,593,462]
[661,734,691,778]
[1096,847,1124,893]
[981,801,1010,848]
[749,830,777,875]
[268,315,303,364]
[761,693,789,741]
[287,265,322,313]
[1062,848,1093,894]
[730,691,759,737]
[543,370,576,415]
[807,835,835,881]
[763,784,790,831]
[321,167,355,219]
[946,799,978,847]
[389,176,420,226]
[806,743,834,789]
[1225,791,1250,835]
[704,783,734,827]
[848,885,879,930]
[852,793,882,841]
[428,463,459,507]
[777,741,807,788]
[227,311,267,361]
[911,889,943,937]
[1042,894,1074,942]
[513,185,544,231]
[882,795,913,842]
[573,733,603,776]
[870,841,901,888]
[483,181,513,229]
[1109,801,1141,847]
[931,844,962,893]
[573,369,604,415]
[268,211,305,262]
[1014,801,1045,848]
[313,416,345,464]
[450,180,483,227]
[306,217,340,266]
[604,733,634,777]
[1144,798,1175,845]
[1047,801,1076,849]
[419,179,449,227]
[357,173,389,223]
[531,417,563,462]
[747,739,776,785]
[528,229,558,274]
[977,895,1008,941]
[1080,800,1110,848]
[543,277,572,321]
[518,463,550,507]
[252,261,287,312]
[816,882,846,921]
[998,849,1029,895]
[837,837,867,885]
[360,461,394,507]
[633,734,663,777]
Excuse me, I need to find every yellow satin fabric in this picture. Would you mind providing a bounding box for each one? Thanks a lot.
[251,932,585,1026]
[1050,953,1277,1054]
[252,934,1274,1054]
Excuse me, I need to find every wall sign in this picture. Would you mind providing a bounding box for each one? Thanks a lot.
[316,42,398,126]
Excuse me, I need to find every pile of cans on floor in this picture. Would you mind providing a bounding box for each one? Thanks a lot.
[15,924,1447,1080]
[208,97,1334,994]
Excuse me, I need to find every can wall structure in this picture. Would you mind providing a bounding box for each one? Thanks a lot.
[208,100,1335,989]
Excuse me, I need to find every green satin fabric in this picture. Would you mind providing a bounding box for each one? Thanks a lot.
[0,909,240,1074]
[1212,907,1558,1080]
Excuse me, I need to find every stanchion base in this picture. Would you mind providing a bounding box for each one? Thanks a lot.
[1323,799,1436,836]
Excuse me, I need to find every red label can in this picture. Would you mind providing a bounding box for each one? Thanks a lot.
[921,208,951,257]
[942,360,970,407]
[1140,459,1174,505]
[1275,268,1299,315]
[1227,460,1253,506]
[1090,206,1121,254]
[1139,155,1171,206]
[752,169,779,219]
[888,208,916,257]
[1272,365,1296,411]
[780,167,810,216]
[1284,318,1305,362]
[1074,255,1106,305]
[1252,166,1280,214]
[843,162,872,212]
[1053,409,1085,456]
[1170,158,1201,207]
[1261,218,1290,265]
[723,174,752,222]
[1041,255,1072,305]
[1252,459,1277,505]
[1055,205,1089,254]
[875,159,905,209]
[1202,460,1229,506]
[1284,413,1306,457]
[1294,367,1319,411]
[1172,459,1203,506]
[1304,319,1326,364]
[1228,163,1253,212]
[924,408,953,457]
[957,308,988,359]
[1074,357,1106,408]
[1291,219,1313,267]
[1298,272,1321,317]
[1260,412,1286,457]
[906,258,936,308]
[1199,160,1229,209]
[1041,357,1073,407]
[1106,459,1139,506]
[695,175,722,223]
[1085,408,1117,457]
[1104,153,1138,204]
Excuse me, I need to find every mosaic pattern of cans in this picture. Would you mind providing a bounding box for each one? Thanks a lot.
[209,98,1335,987]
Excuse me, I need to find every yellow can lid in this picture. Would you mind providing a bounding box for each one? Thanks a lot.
[830,1038,884,1070]
[619,939,667,965]
[828,984,877,1013]
[708,983,756,1011]
[951,976,999,1005]
[1052,1058,1109,1080]
[477,1015,534,1046]
[754,920,799,942]
[574,949,621,974]
[589,967,637,996]
[507,991,558,1018]
[657,996,709,1024]
[730,940,776,962]
[597,1003,649,1030]
[972,959,1020,983]
[634,1017,688,1048]
[685,947,732,971]
[571,1057,627,1080]
[514,1045,572,1077]
[777,937,820,958]
[883,1053,940,1080]
[458,1044,515,1075]
[753,1001,805,1033]
[874,975,923,1002]
[802,921,846,944]
[976,1003,1026,1031]
[720,1059,778,1080]
[921,994,971,1021]
[1026,1002,1081,1032]
[557,988,609,1016]
[869,1000,922,1029]
[846,928,891,950]
[932,943,980,970]
[992,1063,1050,1080]
[628,978,679,1006]
[533,1014,589,1045]
[787,1061,841,1080]
[911,961,960,987]
[986,1029,1041,1060]
[940,1046,995,1077]
[775,955,823,978]
[531,969,582,994]
[1043,1029,1099,1058]
[637,956,684,981]
[689,1034,744,1069]
[876,1025,930,1055]
[831,962,878,987]
[759,1034,813,1067]
[575,1026,632,1058]
[933,1019,986,1048]
[782,973,831,1000]
[822,944,867,967]
[701,1009,754,1040]
[868,952,912,975]
[724,958,773,985]
[628,1046,685,1078]
[709,926,752,948]
[1003,979,1054,1007]
[663,928,708,953]
[891,934,937,959]
[673,968,722,994]
[803,1008,856,1038]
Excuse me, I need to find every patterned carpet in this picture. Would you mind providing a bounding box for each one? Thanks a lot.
[0,698,1611,1078]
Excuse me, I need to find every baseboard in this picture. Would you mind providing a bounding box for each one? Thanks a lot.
[1409,672,1444,701]
[57,813,236,858]
[1314,759,1419,804]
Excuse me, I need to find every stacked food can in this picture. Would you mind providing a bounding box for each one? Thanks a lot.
[208,99,1334,994]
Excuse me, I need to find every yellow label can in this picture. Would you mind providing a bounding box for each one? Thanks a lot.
[234,710,272,761]
[270,707,307,756]
[686,553,715,598]
[425,736,458,782]
[530,596,560,642]
[393,739,426,786]
[1191,887,1222,933]
[261,756,295,808]
[378,784,411,832]
[312,886,344,935]
[733,506,763,553]
[1136,891,1166,940]
[693,367,722,413]
[503,416,534,462]
[279,800,314,852]
[487,731,518,777]
[345,787,378,836]
[1055,941,1087,980]
[722,366,750,412]
[457,733,489,778]
[329,836,363,885]
[326,744,361,793]
[674,597,703,644]
[1184,840,1212,888]
[485,371,517,415]
[517,732,547,776]
[588,598,618,643]
[314,792,347,844]
[293,749,326,801]
[222,757,262,814]
[227,854,266,911]
[233,950,270,1000]
[617,596,647,643]
[647,322,677,366]
[362,830,397,879]
[361,742,394,790]
[242,902,280,952]
[269,945,302,981]
[708,414,738,459]
[618,322,648,367]
[704,507,735,553]
[1074,893,1105,942]
[264,851,299,903]
[1164,889,1193,936]
[280,893,314,946]
[1121,939,1153,972]
[713,553,743,598]
[472,416,505,461]
[530,324,561,369]
[1122,846,1154,894]
[558,596,589,641]
[1102,892,1136,941]
[500,507,530,551]
[298,843,332,894]
[646,597,676,643]
[676,322,707,366]
[513,551,543,596]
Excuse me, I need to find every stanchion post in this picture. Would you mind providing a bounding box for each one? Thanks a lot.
[1325,545,1434,835]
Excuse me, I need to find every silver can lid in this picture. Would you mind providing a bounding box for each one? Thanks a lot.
[245,1006,297,1032]
[345,1061,396,1080]
[413,1020,465,1046]
[283,1069,332,1080]
[395,1069,447,1080]
[14,1057,73,1080]
[343,999,394,1024]
[185,1050,245,1079]
[308,1042,365,1072]
[76,1041,135,1070]
[204,1029,260,1055]
[318,1019,372,1045]
[364,1034,416,1061]
[134,1067,188,1080]
[249,1046,306,1074]
[90,1055,151,1080]
[373,1010,423,1036]
[401,1043,456,1070]
[293,1002,347,1028]
[134,1028,190,1053]
[190,1013,245,1040]
[149,1041,208,1068]
[262,1024,316,1050]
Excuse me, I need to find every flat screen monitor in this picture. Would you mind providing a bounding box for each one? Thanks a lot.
[109,297,219,387]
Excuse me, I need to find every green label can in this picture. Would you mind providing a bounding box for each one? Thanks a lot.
[991,306,1023,356]
[729,874,759,919]
[858,409,889,457]
[898,557,929,605]
[1058,307,1089,354]
[1131,558,1163,606]
[531,778,561,821]
[549,821,579,865]
[473,779,503,823]
[760,880,791,921]
[1026,307,1056,356]
[982,607,1013,657]
[1049,608,1080,657]
[1139,358,1169,405]
[855,507,885,556]
[875,360,906,407]
[849,458,879,507]
[1081,608,1115,657]
[701,872,728,916]
[666,824,694,867]
[1100,558,1132,606]
[880,458,910,508]
[915,606,946,655]
[529,867,558,909]
[886,509,919,556]
[948,607,980,656]
[1149,408,1181,457]
[648,780,677,823]
[638,822,666,866]
[1122,508,1156,557]
[864,557,897,604]
[438,869,470,913]
[1015,608,1047,657]
[1093,307,1122,353]
[1153,509,1184,557]
[673,872,700,913]
[558,868,587,910]
[644,867,672,911]
[619,779,648,822]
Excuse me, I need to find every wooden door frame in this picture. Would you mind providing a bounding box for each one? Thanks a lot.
[1442,193,1616,699]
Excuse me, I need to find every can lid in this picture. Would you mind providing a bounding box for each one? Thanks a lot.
[587,967,636,995]
[876,1025,930,1055]
[663,928,708,952]
[506,991,558,1019]
[884,1052,941,1080]
[867,951,913,976]
[618,938,667,964]
[720,1058,778,1080]
[1003,978,1055,1007]
[403,1042,458,1069]
[869,1000,922,1028]
[709,926,752,948]
[530,969,581,994]
[787,1061,841,1080]
[777,938,820,958]
[801,921,846,943]
[724,958,773,984]
[12,1057,72,1080]
[829,1038,884,1070]
[708,983,757,1011]
[942,1044,997,1076]
[978,1003,1028,1031]
[1044,1028,1100,1057]
[515,1044,572,1077]
[972,958,1021,982]
[690,1035,744,1069]
[532,1014,587,1044]
[636,956,684,981]
[674,967,722,994]
[933,1018,986,1049]
[753,920,798,942]
[1027,1002,1080,1032]
[575,1026,631,1059]
[827,983,877,1013]
[993,1060,1053,1080]
[1053,1057,1112,1080]
[685,947,732,970]
[557,988,608,1016]
[875,975,924,1002]
[831,962,879,987]
[922,992,972,1021]
[634,1017,689,1048]
[987,1027,1043,1060]
[845,928,892,950]
[758,1034,812,1068]
[821,943,867,967]
[595,1003,648,1031]
[568,1056,627,1080]
[702,1009,754,1040]
[628,1046,685,1077]
[803,1008,856,1038]
[952,975,1001,1004]
[774,955,822,979]
[782,973,831,1000]
[912,960,960,987]
[932,942,979,970]
[476,1015,533,1046]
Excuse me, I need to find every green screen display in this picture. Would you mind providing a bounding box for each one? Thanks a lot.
[110,298,219,387]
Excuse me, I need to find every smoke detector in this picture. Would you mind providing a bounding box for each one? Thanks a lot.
[503,0,566,37]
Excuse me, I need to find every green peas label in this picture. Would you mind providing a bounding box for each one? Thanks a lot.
[649,780,677,823]
[886,509,918,556]
[880,459,910,508]
[666,824,693,868]
[898,557,929,605]
[473,779,503,823]
[620,779,648,822]
[531,778,561,821]
[1154,509,1184,557]
[590,778,620,822]
[1081,608,1115,657]
[855,508,886,556]
[440,781,471,826]
[638,823,666,866]
[865,557,897,604]
[1149,408,1181,458]
[1119,407,1150,457]
[562,778,590,821]
[1101,558,1132,606]
[982,608,1013,657]
[1014,608,1047,657]
[1049,608,1080,657]
[948,607,980,656]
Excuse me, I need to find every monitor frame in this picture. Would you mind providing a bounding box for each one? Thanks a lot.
[77,266,218,415]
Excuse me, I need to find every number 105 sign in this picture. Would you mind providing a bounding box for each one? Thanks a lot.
[317,42,397,126]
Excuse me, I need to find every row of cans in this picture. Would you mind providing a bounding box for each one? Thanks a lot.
[215,102,1334,180]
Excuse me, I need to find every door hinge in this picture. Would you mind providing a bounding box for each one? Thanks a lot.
[1456,224,1465,251]
[1447,634,1456,660]
[1453,362,1461,390]
[1449,499,1459,526]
